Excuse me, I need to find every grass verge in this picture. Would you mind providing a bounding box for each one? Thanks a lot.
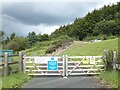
[98,70,119,88]
[1,73,31,89]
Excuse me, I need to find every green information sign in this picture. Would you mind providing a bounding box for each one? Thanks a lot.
[0,50,13,61]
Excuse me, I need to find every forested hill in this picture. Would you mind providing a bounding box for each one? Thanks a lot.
[50,2,120,40]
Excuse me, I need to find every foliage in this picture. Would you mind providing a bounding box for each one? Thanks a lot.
[41,34,49,41]
[13,37,29,50]
[10,33,16,40]
[93,20,120,36]
[34,41,51,47]
[98,71,119,88]
[1,73,31,88]
[27,32,50,46]
[7,40,19,51]
[83,34,108,41]
[4,37,28,51]
[45,35,74,54]
[25,41,50,56]
[45,45,56,54]
[27,31,38,46]
[105,50,114,70]
[2,31,50,51]
[50,2,120,40]
[2,64,19,76]
[0,31,5,40]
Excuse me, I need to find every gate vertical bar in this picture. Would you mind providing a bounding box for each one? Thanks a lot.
[63,55,65,77]
[66,55,68,76]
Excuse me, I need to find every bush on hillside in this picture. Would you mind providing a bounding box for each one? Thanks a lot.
[45,40,73,54]
[45,45,56,54]
[84,35,117,41]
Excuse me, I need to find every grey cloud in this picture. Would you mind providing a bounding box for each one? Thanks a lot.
[2,2,99,26]
[2,16,59,37]
[2,2,108,36]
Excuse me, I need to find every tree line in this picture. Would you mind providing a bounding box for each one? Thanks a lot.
[50,2,120,40]
[0,31,49,52]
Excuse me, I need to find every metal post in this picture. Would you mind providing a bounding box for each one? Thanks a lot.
[63,55,65,77]
[4,52,8,76]
[66,55,68,77]
[63,55,67,78]
[113,51,116,70]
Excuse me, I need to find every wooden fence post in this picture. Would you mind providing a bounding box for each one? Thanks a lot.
[23,51,26,73]
[103,50,107,70]
[117,52,120,70]
[19,52,24,73]
[113,51,116,70]
[4,52,8,76]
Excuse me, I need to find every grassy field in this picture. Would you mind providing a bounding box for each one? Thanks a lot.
[98,70,119,88]
[59,38,118,56]
[1,73,31,88]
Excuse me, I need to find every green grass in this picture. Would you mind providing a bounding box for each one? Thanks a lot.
[98,70,119,88]
[25,46,48,56]
[1,73,31,88]
[59,38,118,56]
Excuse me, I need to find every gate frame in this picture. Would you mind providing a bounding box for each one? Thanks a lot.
[23,55,66,77]
[23,55,104,77]
[65,55,104,76]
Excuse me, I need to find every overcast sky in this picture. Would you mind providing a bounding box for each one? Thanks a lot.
[0,0,119,37]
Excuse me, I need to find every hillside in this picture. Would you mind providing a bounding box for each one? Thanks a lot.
[59,38,118,56]
[51,2,120,40]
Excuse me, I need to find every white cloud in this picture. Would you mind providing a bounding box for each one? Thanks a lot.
[0,0,109,2]
[95,0,119,9]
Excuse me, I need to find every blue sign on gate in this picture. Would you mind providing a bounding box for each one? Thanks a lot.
[48,57,58,70]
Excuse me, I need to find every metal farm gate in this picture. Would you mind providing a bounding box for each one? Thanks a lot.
[65,56,104,76]
[23,55,104,77]
[23,56,65,76]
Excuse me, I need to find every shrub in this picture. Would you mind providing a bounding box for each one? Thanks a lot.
[7,41,19,51]
[45,45,56,54]
[106,50,113,71]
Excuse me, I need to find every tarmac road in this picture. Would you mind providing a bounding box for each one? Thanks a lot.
[22,76,106,88]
